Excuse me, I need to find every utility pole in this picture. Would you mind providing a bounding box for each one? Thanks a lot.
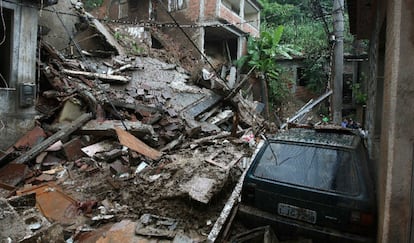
[332,0,344,124]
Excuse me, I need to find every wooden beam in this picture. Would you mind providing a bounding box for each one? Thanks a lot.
[14,113,93,164]
[62,69,131,83]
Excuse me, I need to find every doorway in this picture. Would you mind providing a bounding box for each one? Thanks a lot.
[0,7,13,88]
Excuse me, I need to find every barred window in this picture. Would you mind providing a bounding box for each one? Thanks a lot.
[168,0,185,12]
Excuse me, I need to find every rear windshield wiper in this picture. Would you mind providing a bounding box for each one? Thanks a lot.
[261,134,279,165]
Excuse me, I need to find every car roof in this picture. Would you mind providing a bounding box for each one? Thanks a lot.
[268,128,361,149]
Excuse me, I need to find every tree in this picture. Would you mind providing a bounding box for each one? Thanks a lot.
[236,26,300,106]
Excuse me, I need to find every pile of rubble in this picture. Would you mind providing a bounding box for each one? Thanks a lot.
[0,6,275,243]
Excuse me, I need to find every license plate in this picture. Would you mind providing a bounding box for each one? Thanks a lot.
[278,203,317,224]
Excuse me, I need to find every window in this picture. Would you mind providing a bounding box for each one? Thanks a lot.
[297,67,307,86]
[0,8,13,88]
[253,142,359,195]
[168,0,185,12]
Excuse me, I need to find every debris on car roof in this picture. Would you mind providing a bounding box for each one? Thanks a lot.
[271,127,360,148]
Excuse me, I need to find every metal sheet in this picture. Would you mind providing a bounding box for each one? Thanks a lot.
[17,183,79,225]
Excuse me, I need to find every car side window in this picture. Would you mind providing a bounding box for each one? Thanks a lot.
[253,142,359,195]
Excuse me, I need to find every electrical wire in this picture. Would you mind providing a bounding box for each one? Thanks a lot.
[0,73,8,88]
[0,0,264,29]
[156,0,230,89]
[0,0,6,46]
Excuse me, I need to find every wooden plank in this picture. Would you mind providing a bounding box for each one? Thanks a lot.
[62,69,131,83]
[79,120,156,138]
[180,131,231,149]
[205,158,228,170]
[115,127,162,160]
[14,113,93,164]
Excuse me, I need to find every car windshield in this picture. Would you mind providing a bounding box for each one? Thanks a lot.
[253,142,359,195]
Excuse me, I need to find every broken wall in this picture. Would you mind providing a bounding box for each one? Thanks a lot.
[38,0,79,52]
[0,1,39,150]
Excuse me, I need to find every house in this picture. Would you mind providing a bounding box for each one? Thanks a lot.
[276,54,368,113]
[0,0,57,150]
[347,0,414,242]
[94,0,262,62]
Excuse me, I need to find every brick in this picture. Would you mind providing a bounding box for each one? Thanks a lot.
[63,137,84,161]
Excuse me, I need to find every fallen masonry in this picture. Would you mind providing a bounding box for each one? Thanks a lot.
[0,3,276,241]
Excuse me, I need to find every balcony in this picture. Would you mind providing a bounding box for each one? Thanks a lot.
[218,0,261,37]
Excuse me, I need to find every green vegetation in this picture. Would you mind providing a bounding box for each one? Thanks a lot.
[114,32,122,40]
[351,82,367,105]
[84,0,104,11]
[235,26,300,105]
[238,0,362,118]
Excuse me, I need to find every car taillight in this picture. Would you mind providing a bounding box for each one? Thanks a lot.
[242,183,256,204]
[350,211,374,226]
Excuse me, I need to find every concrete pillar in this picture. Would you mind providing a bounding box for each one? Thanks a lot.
[378,0,414,242]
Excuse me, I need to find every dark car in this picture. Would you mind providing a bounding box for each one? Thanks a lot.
[239,128,376,243]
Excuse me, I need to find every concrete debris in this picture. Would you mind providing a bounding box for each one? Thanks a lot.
[0,194,64,243]
[229,226,279,243]
[180,176,216,204]
[81,140,118,157]
[135,214,179,239]
[0,4,278,242]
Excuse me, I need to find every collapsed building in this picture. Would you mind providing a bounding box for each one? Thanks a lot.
[0,0,275,242]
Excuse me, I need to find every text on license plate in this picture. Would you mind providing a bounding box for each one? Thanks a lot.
[278,203,317,224]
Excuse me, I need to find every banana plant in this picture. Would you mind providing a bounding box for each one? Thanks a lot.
[236,26,301,105]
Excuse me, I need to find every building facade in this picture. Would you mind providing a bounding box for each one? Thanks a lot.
[0,0,56,150]
[347,0,414,242]
[96,0,261,61]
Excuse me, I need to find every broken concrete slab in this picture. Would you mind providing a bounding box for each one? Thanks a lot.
[2,193,64,243]
[182,92,222,119]
[180,176,216,204]
[135,214,178,239]
[85,12,126,56]
[20,223,65,243]
[79,119,157,139]
[0,199,32,242]
[81,140,118,157]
